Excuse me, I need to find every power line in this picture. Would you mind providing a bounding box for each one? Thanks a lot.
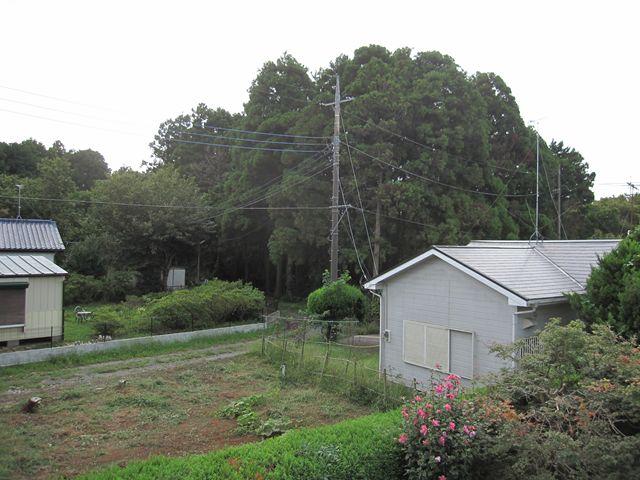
[351,206,438,229]
[0,108,145,137]
[343,110,532,176]
[343,141,534,198]
[180,130,327,147]
[339,180,370,280]
[0,96,137,126]
[340,113,376,271]
[0,193,336,213]
[173,138,323,154]
[204,124,329,140]
[540,153,568,239]
[0,84,123,113]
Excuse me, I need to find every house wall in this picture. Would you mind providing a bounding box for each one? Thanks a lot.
[514,302,577,339]
[0,276,64,343]
[380,256,515,387]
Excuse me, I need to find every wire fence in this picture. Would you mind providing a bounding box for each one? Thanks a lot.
[260,312,414,409]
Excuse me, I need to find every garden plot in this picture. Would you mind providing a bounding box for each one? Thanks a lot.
[0,343,373,480]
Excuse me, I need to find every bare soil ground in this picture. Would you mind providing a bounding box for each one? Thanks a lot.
[0,341,372,479]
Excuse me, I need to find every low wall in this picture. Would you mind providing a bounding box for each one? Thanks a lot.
[0,322,264,368]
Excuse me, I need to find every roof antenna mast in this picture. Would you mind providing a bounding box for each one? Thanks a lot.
[15,184,23,219]
[529,120,543,244]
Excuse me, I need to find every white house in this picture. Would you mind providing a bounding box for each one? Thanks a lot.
[364,239,619,385]
[0,218,67,346]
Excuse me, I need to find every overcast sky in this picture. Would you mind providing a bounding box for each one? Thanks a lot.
[1,0,638,198]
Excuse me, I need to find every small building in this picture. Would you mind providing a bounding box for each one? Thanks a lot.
[0,218,67,346]
[364,239,619,385]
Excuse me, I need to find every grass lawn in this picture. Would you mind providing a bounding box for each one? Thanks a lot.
[0,340,377,480]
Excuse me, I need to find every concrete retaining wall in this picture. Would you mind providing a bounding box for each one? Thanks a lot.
[0,322,264,367]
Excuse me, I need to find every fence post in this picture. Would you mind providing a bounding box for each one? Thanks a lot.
[320,336,330,382]
[412,378,417,393]
[299,318,307,366]
[261,315,266,356]
[353,359,358,387]
[383,368,388,409]
[151,317,154,336]
[50,325,54,348]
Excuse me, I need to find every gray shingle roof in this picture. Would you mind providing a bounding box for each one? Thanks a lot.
[0,255,67,277]
[0,218,65,252]
[365,239,620,304]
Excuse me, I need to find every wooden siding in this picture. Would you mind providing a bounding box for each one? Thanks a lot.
[380,256,515,386]
[0,276,63,342]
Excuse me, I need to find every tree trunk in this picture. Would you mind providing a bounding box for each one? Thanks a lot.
[285,255,294,299]
[264,254,271,295]
[275,256,283,298]
[243,248,250,282]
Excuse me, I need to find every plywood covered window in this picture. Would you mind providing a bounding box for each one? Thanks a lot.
[0,284,27,327]
[403,321,474,378]
[403,321,449,372]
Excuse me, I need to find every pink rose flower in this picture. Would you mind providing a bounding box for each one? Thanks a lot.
[417,408,426,418]
[438,435,446,446]
[398,433,408,444]
[438,475,447,480]
[431,419,440,427]
[420,424,428,436]
[444,403,452,412]
[449,421,456,431]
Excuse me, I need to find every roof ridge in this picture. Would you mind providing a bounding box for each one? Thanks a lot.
[532,247,585,290]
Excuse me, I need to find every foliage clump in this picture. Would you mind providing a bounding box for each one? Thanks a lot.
[142,279,264,331]
[569,226,640,335]
[64,271,138,305]
[480,320,640,479]
[307,272,366,321]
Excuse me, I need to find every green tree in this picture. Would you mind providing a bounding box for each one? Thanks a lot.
[67,149,110,189]
[570,226,640,335]
[90,166,213,289]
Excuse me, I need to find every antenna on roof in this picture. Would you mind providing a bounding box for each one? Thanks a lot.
[15,184,23,219]
[529,119,544,244]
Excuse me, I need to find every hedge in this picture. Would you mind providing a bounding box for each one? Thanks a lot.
[142,279,265,330]
[80,410,402,480]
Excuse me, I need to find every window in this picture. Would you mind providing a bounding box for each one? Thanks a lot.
[0,284,27,328]
[403,321,474,378]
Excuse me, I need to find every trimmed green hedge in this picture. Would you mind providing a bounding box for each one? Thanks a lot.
[307,273,366,321]
[143,279,265,330]
[80,410,402,480]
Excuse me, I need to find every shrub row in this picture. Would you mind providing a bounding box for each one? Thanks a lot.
[142,279,265,330]
[64,271,138,305]
[80,409,402,480]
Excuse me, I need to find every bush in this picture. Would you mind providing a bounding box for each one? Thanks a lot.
[143,279,265,331]
[307,272,366,321]
[398,374,495,480]
[64,273,103,305]
[79,410,403,480]
[569,225,640,336]
[64,270,138,305]
[480,320,640,478]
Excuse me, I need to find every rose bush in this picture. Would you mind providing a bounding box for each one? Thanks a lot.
[398,374,484,480]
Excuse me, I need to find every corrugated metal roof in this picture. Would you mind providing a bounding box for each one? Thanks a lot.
[365,239,620,303]
[0,218,65,252]
[0,254,67,277]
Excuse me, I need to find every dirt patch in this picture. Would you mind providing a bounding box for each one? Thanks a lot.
[0,348,373,479]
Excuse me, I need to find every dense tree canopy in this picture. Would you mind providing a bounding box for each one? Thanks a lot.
[0,45,627,297]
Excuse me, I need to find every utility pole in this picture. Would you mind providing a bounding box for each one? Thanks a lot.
[557,164,561,240]
[330,75,341,281]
